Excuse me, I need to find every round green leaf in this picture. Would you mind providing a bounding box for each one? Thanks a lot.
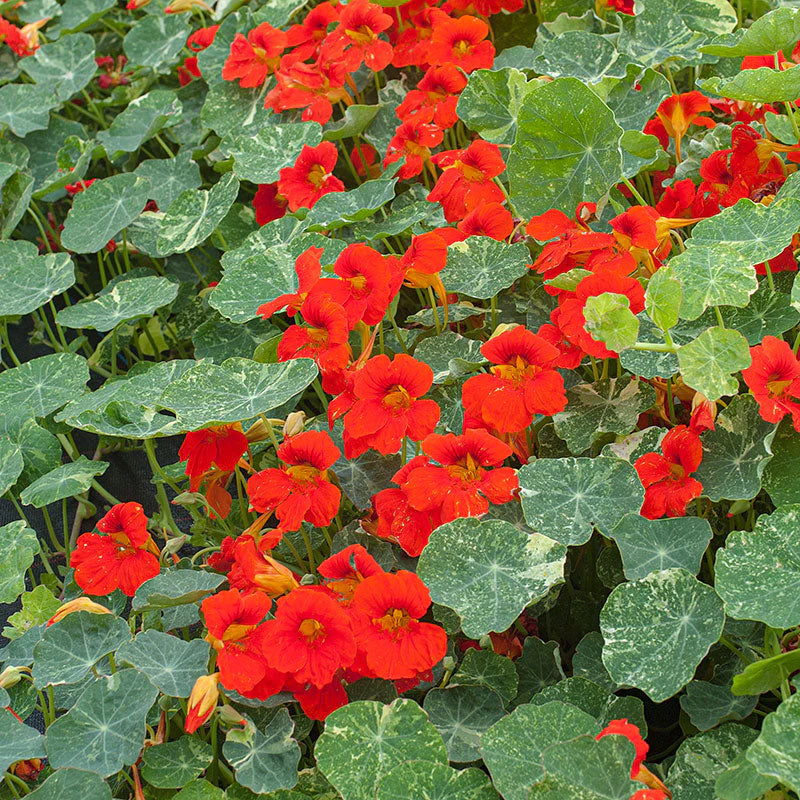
[519,456,644,546]
[123,13,189,69]
[159,357,318,429]
[3,585,61,641]
[60,0,115,32]
[763,419,800,506]
[600,568,725,702]
[20,33,96,102]
[508,77,623,218]
[32,611,131,688]
[572,632,617,692]
[677,326,751,402]
[514,637,565,704]
[227,123,322,184]
[25,768,112,800]
[0,84,57,136]
[680,680,756,731]
[116,630,210,697]
[532,31,633,83]
[134,153,202,211]
[442,238,528,300]
[528,734,640,799]
[0,352,88,418]
[417,517,566,638]
[141,736,213,788]
[56,276,178,332]
[423,686,506,763]
[716,504,800,628]
[583,292,640,352]
[645,266,682,331]
[0,521,39,605]
[20,456,109,508]
[323,104,381,141]
[0,707,46,782]
[61,174,151,254]
[376,762,498,800]
[694,394,776,501]
[132,569,225,613]
[670,244,758,320]
[746,693,800,793]
[702,7,800,56]
[0,241,75,317]
[481,701,599,800]
[306,177,397,230]
[45,669,160,777]
[552,379,657,454]
[702,64,800,102]
[157,173,239,256]
[315,699,447,800]
[451,648,519,704]
[97,90,182,158]
[610,514,713,580]
[414,331,486,385]
[200,80,275,138]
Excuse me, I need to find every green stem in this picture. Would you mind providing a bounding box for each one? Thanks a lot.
[143,439,181,536]
[622,177,648,206]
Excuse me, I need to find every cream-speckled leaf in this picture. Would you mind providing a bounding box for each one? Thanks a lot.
[532,31,633,83]
[552,379,657,454]
[200,79,274,138]
[0,353,89,417]
[0,241,74,317]
[680,680,756,731]
[61,174,151,254]
[746,694,800,793]
[116,630,210,698]
[97,90,182,157]
[32,612,131,688]
[0,707,46,782]
[694,394,776,501]
[528,734,640,799]
[45,670,159,777]
[442,238,528,299]
[157,173,239,256]
[57,276,178,332]
[702,7,800,56]
[417,517,566,638]
[227,123,322,184]
[0,521,39,605]
[670,245,757,320]
[376,762,498,800]
[20,456,109,508]
[702,65,800,102]
[600,568,724,702]
[141,737,213,789]
[123,13,189,69]
[315,699,447,800]
[481,701,599,800]
[763,418,800,506]
[23,769,112,800]
[134,153,201,211]
[159,357,317,429]
[0,84,58,136]
[610,514,712,581]
[518,457,643,546]
[508,77,623,218]
[21,34,96,101]
[715,504,800,628]
[131,569,224,613]
[423,686,506,763]
[677,326,751,401]
[451,648,519,704]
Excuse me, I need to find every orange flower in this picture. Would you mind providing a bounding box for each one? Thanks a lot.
[227,535,299,596]
[0,18,37,56]
[350,571,447,680]
[247,430,342,534]
[253,183,288,225]
[645,92,714,162]
[396,65,468,129]
[202,589,283,699]
[261,586,357,687]
[70,503,160,597]
[341,354,440,458]
[330,243,394,327]
[742,335,800,429]
[285,3,339,61]
[286,674,348,720]
[329,0,393,71]
[383,109,444,179]
[634,426,703,519]
[46,597,112,626]
[402,429,518,523]
[184,673,220,733]
[179,423,248,492]
[457,203,514,240]
[222,22,287,87]
[428,14,495,73]
[318,544,384,604]
[277,142,344,212]
[462,326,567,434]
[257,246,330,319]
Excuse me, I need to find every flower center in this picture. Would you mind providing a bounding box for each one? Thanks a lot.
[375,607,410,632]
[346,25,375,45]
[287,463,322,484]
[454,159,484,183]
[299,618,325,643]
[447,452,482,484]
[453,39,471,56]
[307,163,328,188]
[383,384,412,410]
[668,462,686,481]
[767,375,792,398]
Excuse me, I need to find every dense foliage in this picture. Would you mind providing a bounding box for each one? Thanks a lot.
[3,0,800,797]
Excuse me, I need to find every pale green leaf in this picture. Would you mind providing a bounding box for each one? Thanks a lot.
[442,238,528,299]
[677,326,751,401]
[20,456,109,508]
[0,241,74,317]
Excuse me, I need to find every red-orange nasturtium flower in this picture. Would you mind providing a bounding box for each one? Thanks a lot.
[396,65,468,129]
[644,91,714,162]
[222,22,287,87]
[285,2,339,60]
[458,203,514,240]
[597,719,670,797]
[179,423,248,491]
[257,246,328,319]
[429,140,506,222]
[462,325,567,434]
[261,586,357,687]
[350,570,447,680]
[47,598,111,626]
[742,335,800,430]
[341,353,440,458]
[70,502,160,596]
[318,543,384,604]
[403,429,519,522]
[277,141,344,212]
[253,183,288,225]
[383,109,444,179]
[428,14,495,73]
[227,535,299,596]
[331,243,393,327]
[634,426,703,519]
[202,589,284,699]
[329,0,393,72]
[184,673,220,733]
[247,430,341,533]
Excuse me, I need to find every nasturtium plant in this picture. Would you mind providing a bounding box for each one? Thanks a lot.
[3,0,800,797]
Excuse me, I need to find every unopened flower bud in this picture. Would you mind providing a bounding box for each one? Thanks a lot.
[217,704,247,727]
[184,673,220,734]
[283,411,306,438]
[0,666,26,690]
[488,323,518,340]
[162,534,187,557]
[171,491,205,507]
[442,656,456,672]
[47,598,112,627]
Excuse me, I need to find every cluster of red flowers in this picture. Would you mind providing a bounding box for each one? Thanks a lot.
[0,16,39,57]
[199,543,446,720]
